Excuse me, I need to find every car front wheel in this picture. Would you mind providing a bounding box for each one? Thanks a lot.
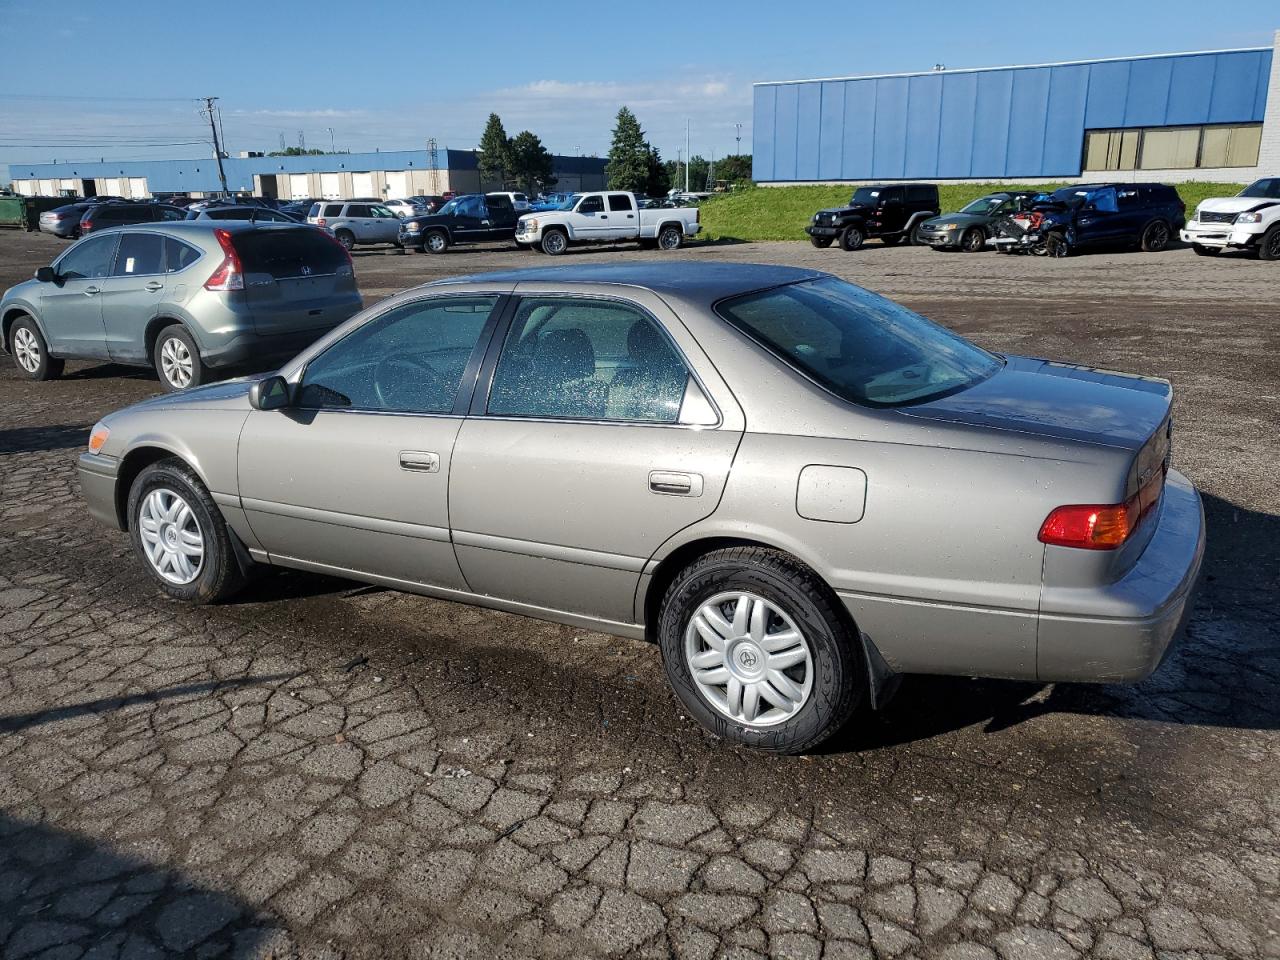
[961,228,985,253]
[839,225,864,252]
[540,229,569,255]
[1258,225,1280,261]
[809,236,833,249]
[425,230,449,254]
[10,317,64,381]
[154,325,204,391]
[658,546,864,754]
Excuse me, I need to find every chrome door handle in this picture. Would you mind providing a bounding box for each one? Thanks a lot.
[84,286,100,296]
[649,471,703,497]
[144,281,163,292]
[399,450,440,473]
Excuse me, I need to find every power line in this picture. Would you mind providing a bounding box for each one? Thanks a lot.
[0,93,202,103]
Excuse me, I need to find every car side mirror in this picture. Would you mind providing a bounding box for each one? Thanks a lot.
[34,266,57,283]
[249,375,292,411]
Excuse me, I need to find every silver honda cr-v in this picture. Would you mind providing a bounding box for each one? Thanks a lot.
[0,221,363,390]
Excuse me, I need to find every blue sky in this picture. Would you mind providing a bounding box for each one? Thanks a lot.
[2,0,1277,182]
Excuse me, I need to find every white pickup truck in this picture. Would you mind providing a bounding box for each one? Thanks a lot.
[515,191,700,255]
[1180,177,1280,259]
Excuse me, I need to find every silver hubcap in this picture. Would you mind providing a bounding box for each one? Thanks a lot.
[13,327,40,373]
[138,488,204,584]
[544,233,565,253]
[159,337,193,388]
[659,229,679,249]
[428,234,445,251]
[684,591,814,727]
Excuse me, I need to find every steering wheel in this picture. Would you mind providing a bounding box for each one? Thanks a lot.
[373,353,440,409]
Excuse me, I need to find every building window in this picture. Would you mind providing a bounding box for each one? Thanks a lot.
[1084,124,1262,171]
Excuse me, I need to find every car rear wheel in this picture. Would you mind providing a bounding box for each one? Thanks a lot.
[10,317,64,381]
[128,458,246,604]
[1191,243,1219,257]
[809,236,833,249]
[658,546,864,754]
[425,230,449,254]
[1141,220,1171,252]
[961,228,985,253]
[334,230,355,251]
[839,225,864,252]
[657,225,683,250]
[540,229,569,255]
[154,325,204,392]
[1258,225,1280,261]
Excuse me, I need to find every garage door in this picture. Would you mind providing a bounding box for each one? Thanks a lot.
[290,174,312,199]
[385,171,409,199]
[320,173,341,199]
[351,172,374,198]
[60,179,79,195]
[105,179,123,196]
[39,179,58,196]
[128,178,148,198]
[15,180,34,196]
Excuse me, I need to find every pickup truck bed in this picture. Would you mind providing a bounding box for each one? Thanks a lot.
[516,191,700,255]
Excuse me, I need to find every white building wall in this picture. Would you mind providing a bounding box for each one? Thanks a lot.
[1257,30,1280,174]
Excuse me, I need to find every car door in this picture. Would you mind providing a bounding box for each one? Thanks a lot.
[1074,187,1121,246]
[237,294,504,588]
[449,292,744,624]
[877,187,906,232]
[572,194,609,239]
[448,196,486,243]
[481,196,516,240]
[343,204,374,242]
[368,204,400,243]
[99,230,167,363]
[605,193,638,238]
[36,233,119,358]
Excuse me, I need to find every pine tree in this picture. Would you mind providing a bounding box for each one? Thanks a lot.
[606,107,650,193]
[477,113,512,188]
[509,131,556,194]
[644,145,671,198]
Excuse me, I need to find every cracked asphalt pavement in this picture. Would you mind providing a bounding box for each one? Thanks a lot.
[1,230,1278,959]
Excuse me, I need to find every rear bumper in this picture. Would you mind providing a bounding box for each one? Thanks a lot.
[77,452,122,529]
[1035,468,1205,682]
[201,325,341,371]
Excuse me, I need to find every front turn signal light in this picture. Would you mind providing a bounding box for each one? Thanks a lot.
[88,424,110,454]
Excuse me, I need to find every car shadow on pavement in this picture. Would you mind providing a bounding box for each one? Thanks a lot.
[60,363,156,383]
[0,812,277,957]
[828,491,1280,752]
[0,674,296,735]
[0,424,91,455]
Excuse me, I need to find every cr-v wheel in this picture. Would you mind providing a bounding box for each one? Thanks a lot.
[10,317,64,381]
[154,325,204,391]
[658,546,863,753]
[127,458,246,603]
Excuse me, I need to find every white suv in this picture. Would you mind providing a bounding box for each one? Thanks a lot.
[1181,178,1280,260]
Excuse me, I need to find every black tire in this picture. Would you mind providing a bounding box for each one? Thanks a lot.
[809,235,834,249]
[1140,219,1171,253]
[657,547,864,754]
[1191,244,1219,257]
[334,230,355,251]
[153,324,205,392]
[127,458,246,604]
[9,316,64,381]
[839,224,864,252]
[540,229,569,256]
[960,228,985,253]
[881,233,903,246]
[1045,233,1071,258]
[657,224,683,251]
[424,230,449,254]
[1258,225,1280,262]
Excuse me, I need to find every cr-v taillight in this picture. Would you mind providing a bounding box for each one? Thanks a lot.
[1038,471,1164,550]
[204,228,244,291]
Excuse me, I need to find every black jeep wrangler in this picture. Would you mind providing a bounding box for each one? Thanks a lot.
[806,184,940,251]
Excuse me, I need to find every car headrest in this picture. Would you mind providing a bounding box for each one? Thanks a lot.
[537,328,595,382]
[626,319,668,363]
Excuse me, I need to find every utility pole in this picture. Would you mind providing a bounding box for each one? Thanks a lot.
[685,119,691,194]
[735,122,742,155]
[202,96,229,197]
[327,127,335,153]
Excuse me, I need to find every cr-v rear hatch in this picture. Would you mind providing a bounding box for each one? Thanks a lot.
[231,226,362,336]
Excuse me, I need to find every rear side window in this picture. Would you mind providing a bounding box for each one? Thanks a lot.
[906,185,935,203]
[112,233,164,275]
[164,237,201,272]
[346,204,373,218]
[607,194,634,212]
[231,228,348,278]
[323,204,345,217]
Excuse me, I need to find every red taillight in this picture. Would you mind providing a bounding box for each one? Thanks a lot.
[81,220,93,232]
[204,228,244,291]
[1039,471,1164,551]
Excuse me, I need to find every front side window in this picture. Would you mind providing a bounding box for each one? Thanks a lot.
[455,196,483,218]
[56,234,117,280]
[370,205,395,218]
[716,278,1001,409]
[487,298,690,423]
[577,195,604,214]
[297,297,497,414]
[112,232,164,276]
[1240,178,1280,199]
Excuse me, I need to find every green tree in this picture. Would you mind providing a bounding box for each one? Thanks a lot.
[267,146,328,157]
[644,145,670,198]
[477,112,512,188]
[605,106,650,192]
[664,155,710,192]
[716,153,753,184]
[509,130,556,194]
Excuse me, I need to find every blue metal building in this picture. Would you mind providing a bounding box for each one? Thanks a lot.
[753,40,1278,183]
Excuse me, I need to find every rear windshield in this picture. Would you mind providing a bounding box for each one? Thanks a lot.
[232,228,347,279]
[715,277,1001,408]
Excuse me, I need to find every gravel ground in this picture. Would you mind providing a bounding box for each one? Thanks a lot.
[0,229,1277,960]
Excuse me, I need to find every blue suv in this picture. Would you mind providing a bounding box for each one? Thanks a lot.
[993,183,1185,257]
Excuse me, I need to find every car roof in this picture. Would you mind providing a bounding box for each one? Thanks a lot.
[432,262,823,301]
[87,220,312,237]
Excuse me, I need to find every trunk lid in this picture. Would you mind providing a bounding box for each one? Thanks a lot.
[901,354,1172,453]
[231,227,361,336]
